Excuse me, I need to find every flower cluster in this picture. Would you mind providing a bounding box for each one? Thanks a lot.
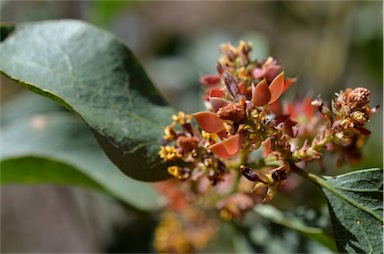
[294,87,379,166]
[153,201,217,253]
[155,41,378,253]
[159,111,228,185]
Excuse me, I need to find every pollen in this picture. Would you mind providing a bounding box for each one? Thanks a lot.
[172,111,192,126]
[167,166,190,180]
[159,146,182,161]
[202,131,218,145]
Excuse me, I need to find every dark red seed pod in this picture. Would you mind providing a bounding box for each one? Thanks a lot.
[241,166,263,182]
[272,169,288,182]
[217,160,227,172]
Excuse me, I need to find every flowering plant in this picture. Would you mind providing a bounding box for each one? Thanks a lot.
[1,21,382,253]
[155,41,381,252]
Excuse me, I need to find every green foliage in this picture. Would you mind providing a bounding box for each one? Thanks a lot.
[0,20,174,181]
[0,113,160,211]
[88,1,139,26]
[296,168,383,253]
[232,205,335,253]
[254,205,337,252]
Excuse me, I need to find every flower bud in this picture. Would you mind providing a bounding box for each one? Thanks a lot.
[347,87,370,109]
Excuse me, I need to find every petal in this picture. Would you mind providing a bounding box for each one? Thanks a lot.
[209,134,243,159]
[268,99,283,116]
[284,119,298,138]
[303,97,315,118]
[209,142,232,159]
[285,101,296,118]
[193,111,225,133]
[238,81,246,94]
[206,87,225,98]
[274,114,290,124]
[200,74,221,87]
[263,138,272,157]
[252,79,271,106]
[224,134,244,155]
[283,77,297,92]
[264,65,281,83]
[209,97,231,112]
[268,71,285,104]
[252,68,264,79]
[217,129,228,139]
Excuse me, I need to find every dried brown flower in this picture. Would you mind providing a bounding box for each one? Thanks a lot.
[217,103,246,124]
[176,136,199,153]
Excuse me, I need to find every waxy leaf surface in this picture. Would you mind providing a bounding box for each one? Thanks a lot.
[0,20,174,181]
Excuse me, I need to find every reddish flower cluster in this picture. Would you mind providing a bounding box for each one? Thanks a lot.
[155,41,378,253]
[294,87,379,166]
[153,181,218,253]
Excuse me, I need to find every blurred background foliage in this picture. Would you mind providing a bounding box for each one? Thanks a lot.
[1,1,382,253]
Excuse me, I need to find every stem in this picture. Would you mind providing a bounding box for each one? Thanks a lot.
[291,164,327,187]
[292,132,333,163]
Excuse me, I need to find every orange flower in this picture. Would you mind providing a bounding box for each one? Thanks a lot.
[252,71,295,107]
[252,57,281,82]
[193,111,226,133]
[209,134,243,159]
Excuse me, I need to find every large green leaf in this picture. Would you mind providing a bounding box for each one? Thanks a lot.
[0,20,174,181]
[295,168,383,253]
[0,113,161,211]
[233,207,334,254]
[254,205,337,252]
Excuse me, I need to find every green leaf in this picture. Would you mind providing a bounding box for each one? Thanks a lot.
[1,157,106,189]
[254,205,337,252]
[0,113,161,212]
[0,20,174,181]
[234,210,334,254]
[295,167,383,253]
